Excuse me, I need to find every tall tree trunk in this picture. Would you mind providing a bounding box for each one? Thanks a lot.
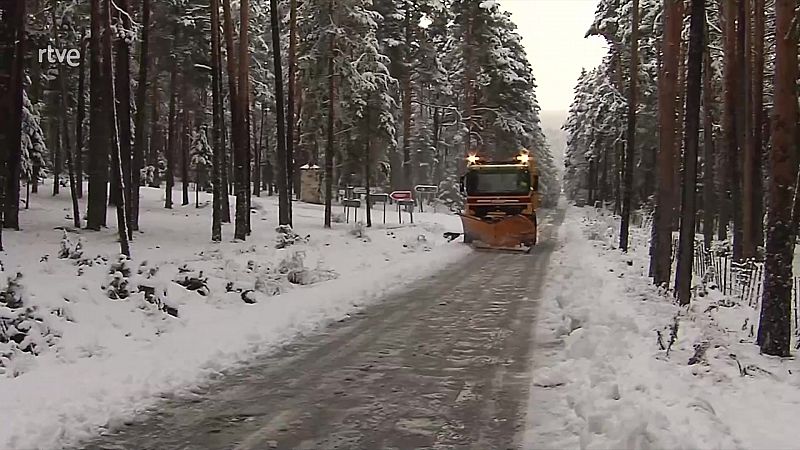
[287,0,297,213]
[365,112,372,228]
[52,111,62,196]
[324,1,335,229]
[210,0,223,242]
[115,0,133,238]
[102,0,131,256]
[270,0,291,227]
[75,31,87,199]
[0,0,25,246]
[218,60,231,223]
[55,53,81,229]
[165,66,177,209]
[751,0,765,255]
[651,0,681,285]
[722,0,741,255]
[182,108,191,206]
[254,107,265,197]
[757,0,797,357]
[675,0,705,306]
[672,2,686,225]
[739,0,755,258]
[702,44,716,250]
[402,3,413,190]
[222,0,244,236]
[619,0,638,252]
[87,0,109,230]
[131,0,150,232]
[148,73,161,187]
[243,1,253,236]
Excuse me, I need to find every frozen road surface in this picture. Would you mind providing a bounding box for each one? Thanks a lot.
[82,208,564,450]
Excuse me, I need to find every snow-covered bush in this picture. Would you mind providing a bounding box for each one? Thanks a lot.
[58,231,84,260]
[275,225,309,249]
[277,251,338,286]
[0,273,55,377]
[173,265,209,296]
[102,255,133,300]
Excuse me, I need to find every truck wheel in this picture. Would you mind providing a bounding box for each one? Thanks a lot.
[530,214,538,246]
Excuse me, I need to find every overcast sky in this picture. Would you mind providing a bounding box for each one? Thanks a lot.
[498,0,607,113]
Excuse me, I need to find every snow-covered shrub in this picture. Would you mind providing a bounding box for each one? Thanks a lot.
[58,231,84,260]
[331,213,345,223]
[278,251,338,286]
[133,260,176,316]
[0,273,55,377]
[275,225,309,249]
[173,265,209,296]
[102,255,133,300]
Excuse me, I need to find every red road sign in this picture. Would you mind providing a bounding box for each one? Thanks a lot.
[390,190,413,201]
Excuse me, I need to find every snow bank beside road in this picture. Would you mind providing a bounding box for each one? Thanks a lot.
[522,206,788,449]
[0,186,469,450]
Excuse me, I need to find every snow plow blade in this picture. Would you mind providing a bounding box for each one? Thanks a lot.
[459,213,537,251]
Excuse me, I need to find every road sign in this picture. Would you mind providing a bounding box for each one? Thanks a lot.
[397,199,415,224]
[368,193,389,203]
[414,185,438,193]
[342,199,361,223]
[390,190,413,201]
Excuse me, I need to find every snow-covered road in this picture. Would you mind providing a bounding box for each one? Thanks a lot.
[78,208,565,450]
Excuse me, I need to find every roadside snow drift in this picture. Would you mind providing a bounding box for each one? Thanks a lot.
[0,183,469,450]
[524,205,800,450]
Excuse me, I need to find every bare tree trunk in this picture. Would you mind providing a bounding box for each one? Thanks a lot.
[675,0,705,306]
[722,0,741,256]
[75,31,87,199]
[131,0,150,232]
[619,0,638,252]
[218,58,231,223]
[254,107,265,197]
[0,0,25,247]
[365,112,372,228]
[287,0,297,212]
[87,0,109,230]
[651,0,681,285]
[324,0,336,229]
[182,108,191,206]
[210,0,223,242]
[102,0,131,256]
[740,0,755,259]
[702,44,716,250]
[751,0,765,255]
[270,0,291,226]
[757,0,797,357]
[54,21,81,229]
[672,2,687,225]
[402,3,414,190]
[115,0,133,238]
[165,66,177,209]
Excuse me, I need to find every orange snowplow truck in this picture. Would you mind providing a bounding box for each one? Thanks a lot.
[458,150,540,252]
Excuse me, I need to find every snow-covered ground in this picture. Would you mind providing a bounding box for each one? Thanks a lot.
[0,181,469,450]
[524,204,800,449]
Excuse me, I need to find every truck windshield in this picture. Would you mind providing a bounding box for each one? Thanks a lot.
[465,167,530,196]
